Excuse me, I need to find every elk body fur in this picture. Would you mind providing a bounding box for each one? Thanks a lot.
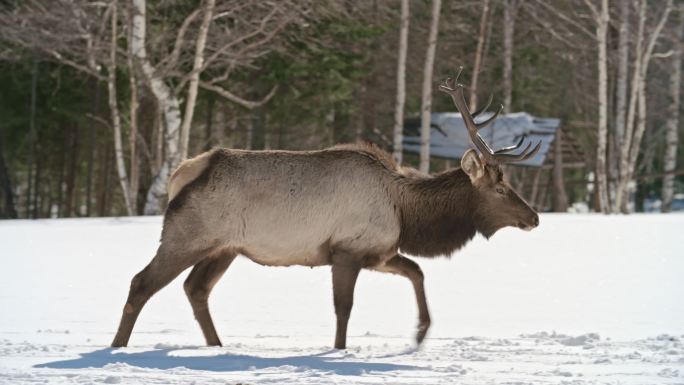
[168,144,481,264]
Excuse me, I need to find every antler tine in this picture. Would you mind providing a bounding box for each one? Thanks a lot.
[494,136,525,154]
[492,140,542,162]
[440,69,542,165]
[472,94,493,118]
[439,78,496,161]
[453,66,464,83]
[475,104,503,129]
[439,66,465,94]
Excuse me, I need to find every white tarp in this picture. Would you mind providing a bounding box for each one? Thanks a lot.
[403,112,560,167]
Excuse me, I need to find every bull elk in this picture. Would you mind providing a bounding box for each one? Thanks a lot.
[112,71,540,349]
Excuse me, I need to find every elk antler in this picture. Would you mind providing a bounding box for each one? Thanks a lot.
[438,68,541,164]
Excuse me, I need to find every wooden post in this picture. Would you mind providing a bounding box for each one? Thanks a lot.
[553,128,569,212]
[529,168,542,207]
[537,171,553,211]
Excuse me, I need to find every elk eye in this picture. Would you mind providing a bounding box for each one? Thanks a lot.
[496,187,505,195]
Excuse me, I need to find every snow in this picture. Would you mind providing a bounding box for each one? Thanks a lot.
[0,214,683,384]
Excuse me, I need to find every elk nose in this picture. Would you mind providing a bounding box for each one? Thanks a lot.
[532,214,539,228]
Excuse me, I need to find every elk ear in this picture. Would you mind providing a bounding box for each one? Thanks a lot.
[461,149,485,182]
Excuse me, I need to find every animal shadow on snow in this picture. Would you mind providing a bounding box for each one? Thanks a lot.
[35,347,421,375]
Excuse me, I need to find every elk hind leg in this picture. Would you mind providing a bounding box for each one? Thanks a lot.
[184,252,236,346]
[372,254,431,344]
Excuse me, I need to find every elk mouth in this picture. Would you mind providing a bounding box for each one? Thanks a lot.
[517,216,539,231]
[517,222,535,231]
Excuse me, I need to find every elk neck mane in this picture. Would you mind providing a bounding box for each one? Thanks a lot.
[329,142,481,257]
[393,168,479,258]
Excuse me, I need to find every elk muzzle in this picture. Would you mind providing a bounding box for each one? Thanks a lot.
[518,212,539,231]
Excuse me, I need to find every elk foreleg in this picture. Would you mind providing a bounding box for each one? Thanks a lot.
[331,255,362,349]
[184,253,236,346]
[373,254,431,344]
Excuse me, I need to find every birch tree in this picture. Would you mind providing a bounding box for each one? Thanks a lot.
[585,0,610,213]
[130,0,182,214]
[661,6,683,212]
[108,1,134,215]
[392,0,409,165]
[178,0,216,161]
[470,0,491,110]
[419,0,442,173]
[131,0,300,213]
[615,0,672,212]
[611,0,630,211]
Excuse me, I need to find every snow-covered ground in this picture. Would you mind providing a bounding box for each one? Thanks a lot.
[0,214,682,384]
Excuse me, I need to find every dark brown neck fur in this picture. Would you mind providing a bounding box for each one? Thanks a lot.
[395,168,480,257]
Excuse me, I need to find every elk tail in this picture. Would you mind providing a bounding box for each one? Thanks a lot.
[167,150,214,203]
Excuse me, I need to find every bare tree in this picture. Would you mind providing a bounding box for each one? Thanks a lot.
[0,1,138,215]
[616,0,672,212]
[470,0,491,110]
[0,124,18,218]
[503,0,519,112]
[126,4,140,214]
[108,1,134,216]
[611,0,630,211]
[662,6,683,212]
[131,0,297,213]
[393,0,409,165]
[419,0,442,173]
[584,0,610,213]
[178,0,216,161]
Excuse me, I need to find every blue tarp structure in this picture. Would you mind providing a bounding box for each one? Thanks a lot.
[403,112,561,167]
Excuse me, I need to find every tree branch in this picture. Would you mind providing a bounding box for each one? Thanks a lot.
[199,81,278,109]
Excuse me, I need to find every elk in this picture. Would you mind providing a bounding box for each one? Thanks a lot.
[111,72,540,350]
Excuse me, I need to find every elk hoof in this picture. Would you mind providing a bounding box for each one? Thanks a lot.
[415,320,431,344]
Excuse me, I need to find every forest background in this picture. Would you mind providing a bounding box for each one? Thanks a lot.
[0,0,681,218]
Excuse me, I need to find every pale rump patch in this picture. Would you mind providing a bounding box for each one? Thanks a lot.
[168,151,213,202]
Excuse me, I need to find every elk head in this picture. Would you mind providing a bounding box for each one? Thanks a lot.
[439,69,540,238]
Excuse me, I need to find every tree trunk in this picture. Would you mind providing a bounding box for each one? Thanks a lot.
[470,0,491,110]
[615,0,645,211]
[179,0,216,160]
[56,133,66,217]
[204,94,215,151]
[32,149,41,218]
[617,0,672,212]
[97,144,112,217]
[212,100,226,147]
[127,6,140,215]
[553,128,569,212]
[419,0,442,173]
[595,0,610,213]
[503,0,518,112]
[132,0,183,214]
[250,107,265,150]
[392,0,409,165]
[529,168,542,209]
[611,0,630,211]
[108,1,134,216]
[26,59,38,218]
[662,8,683,212]
[64,125,79,217]
[86,78,100,217]
[0,124,18,219]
